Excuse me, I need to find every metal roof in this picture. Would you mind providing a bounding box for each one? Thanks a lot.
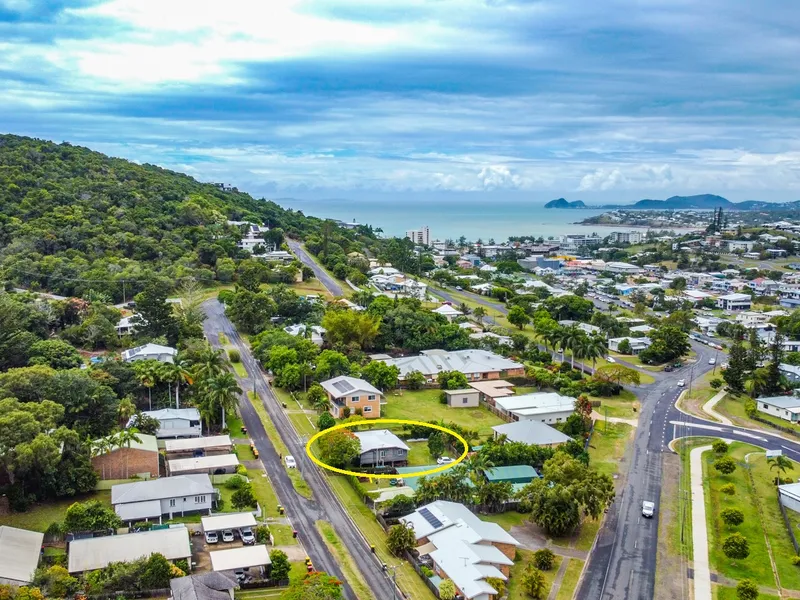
[210,545,271,572]
[168,454,240,474]
[0,526,44,584]
[201,513,257,533]
[165,435,233,453]
[112,474,214,505]
[68,527,191,573]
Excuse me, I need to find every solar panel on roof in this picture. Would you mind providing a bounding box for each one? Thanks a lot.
[332,380,354,393]
[419,507,443,529]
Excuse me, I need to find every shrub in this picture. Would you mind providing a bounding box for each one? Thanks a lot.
[405,370,426,390]
[736,578,759,600]
[231,485,257,510]
[255,525,270,543]
[387,524,416,556]
[721,508,744,527]
[174,559,189,573]
[714,457,737,475]
[712,439,729,454]
[225,475,248,490]
[420,566,434,578]
[720,483,736,496]
[533,548,555,571]
[744,398,757,418]
[236,465,247,476]
[354,407,363,416]
[342,406,351,418]
[792,556,800,566]
[228,349,241,363]
[318,412,335,431]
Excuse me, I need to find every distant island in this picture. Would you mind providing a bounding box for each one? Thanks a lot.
[545,193,800,211]
[544,198,587,209]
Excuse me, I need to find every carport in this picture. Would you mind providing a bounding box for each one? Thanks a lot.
[201,512,257,534]
[209,545,271,574]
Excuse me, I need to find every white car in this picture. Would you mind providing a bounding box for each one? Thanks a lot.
[606,356,616,363]
[285,455,297,469]
[205,530,219,544]
[642,501,655,518]
[239,527,255,545]
[437,457,454,465]
[677,379,686,387]
[222,529,235,543]
[709,358,716,365]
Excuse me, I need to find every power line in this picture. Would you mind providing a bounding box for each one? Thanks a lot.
[6,268,202,285]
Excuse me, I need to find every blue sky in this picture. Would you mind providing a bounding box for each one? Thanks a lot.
[2,0,800,203]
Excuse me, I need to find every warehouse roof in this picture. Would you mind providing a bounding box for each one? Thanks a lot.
[168,454,239,475]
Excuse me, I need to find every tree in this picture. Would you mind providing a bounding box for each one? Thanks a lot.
[508,305,530,330]
[595,364,640,387]
[405,370,426,390]
[268,549,291,581]
[427,431,446,458]
[710,378,723,390]
[715,456,737,475]
[319,429,360,468]
[721,508,744,527]
[533,548,555,570]
[307,384,329,412]
[231,485,257,510]
[315,350,351,381]
[473,306,487,324]
[438,579,456,600]
[321,310,380,349]
[768,454,794,480]
[64,499,123,533]
[140,553,173,590]
[724,340,748,394]
[199,372,242,431]
[35,565,79,599]
[117,397,136,428]
[317,412,335,431]
[133,360,160,410]
[521,564,547,599]
[639,325,690,365]
[736,578,759,600]
[437,370,469,390]
[617,338,632,354]
[283,572,343,600]
[27,339,82,370]
[574,395,593,420]
[722,532,750,562]
[113,427,142,478]
[132,281,180,345]
[361,361,400,391]
[712,439,729,454]
[721,483,736,496]
[386,523,416,556]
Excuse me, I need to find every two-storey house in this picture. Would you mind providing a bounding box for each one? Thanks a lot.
[320,376,383,419]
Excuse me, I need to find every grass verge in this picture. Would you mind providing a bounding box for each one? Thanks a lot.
[316,521,376,600]
[555,558,584,600]
[507,550,562,599]
[588,422,632,478]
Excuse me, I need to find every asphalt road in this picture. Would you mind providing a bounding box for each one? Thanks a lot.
[286,238,344,297]
[578,341,800,599]
[202,299,399,600]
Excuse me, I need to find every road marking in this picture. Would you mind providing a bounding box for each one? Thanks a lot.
[736,431,768,441]
[783,445,796,451]
[669,421,724,432]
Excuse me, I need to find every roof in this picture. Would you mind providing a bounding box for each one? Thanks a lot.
[495,392,575,416]
[433,304,463,316]
[757,396,800,410]
[484,465,539,482]
[165,435,233,453]
[169,454,240,474]
[492,420,573,446]
[353,429,409,454]
[779,482,800,502]
[429,542,505,599]
[468,380,515,398]
[720,293,752,301]
[116,499,162,522]
[320,376,383,399]
[201,513,257,533]
[137,407,201,422]
[170,573,237,600]
[210,545,271,572]
[68,527,192,573]
[0,526,44,584]
[401,500,520,546]
[121,343,178,362]
[93,432,158,455]
[382,349,523,378]
[444,388,478,396]
[112,474,214,505]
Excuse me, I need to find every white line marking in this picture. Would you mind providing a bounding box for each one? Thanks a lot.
[669,421,724,432]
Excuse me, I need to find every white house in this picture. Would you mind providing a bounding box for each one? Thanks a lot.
[132,408,202,439]
[381,349,525,383]
[122,343,178,363]
[605,262,642,275]
[725,240,756,252]
[717,293,752,311]
[492,421,573,446]
[735,312,772,328]
[493,392,575,423]
[283,324,326,346]
[608,336,652,355]
[236,224,276,255]
[433,304,463,322]
[111,474,217,523]
[756,395,800,423]
[115,315,137,336]
[469,332,513,347]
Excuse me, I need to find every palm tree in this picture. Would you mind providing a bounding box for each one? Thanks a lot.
[133,361,158,410]
[544,329,562,361]
[162,356,194,409]
[117,397,136,428]
[458,303,470,316]
[91,436,113,480]
[158,361,178,407]
[745,367,769,399]
[473,306,486,326]
[582,335,607,374]
[352,290,374,308]
[464,453,495,486]
[768,455,794,481]
[203,372,243,431]
[193,345,226,383]
[114,427,142,478]
[560,326,581,368]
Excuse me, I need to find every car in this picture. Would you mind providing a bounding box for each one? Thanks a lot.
[455,286,463,291]
[239,527,255,545]
[677,379,686,387]
[221,529,235,543]
[205,531,219,544]
[437,457,454,465]
[663,365,674,372]
[709,358,716,365]
[642,501,655,518]
[606,356,616,363]
[285,455,297,469]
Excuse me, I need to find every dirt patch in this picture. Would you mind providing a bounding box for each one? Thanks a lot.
[655,452,690,600]
[678,391,715,421]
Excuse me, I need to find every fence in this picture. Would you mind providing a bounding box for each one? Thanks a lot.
[750,414,800,439]
[239,579,290,590]
[86,588,171,600]
[777,492,800,554]
[404,550,441,599]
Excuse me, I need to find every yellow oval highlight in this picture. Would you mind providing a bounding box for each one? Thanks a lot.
[305,418,469,479]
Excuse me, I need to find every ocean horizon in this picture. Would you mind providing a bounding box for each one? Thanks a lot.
[275,197,687,241]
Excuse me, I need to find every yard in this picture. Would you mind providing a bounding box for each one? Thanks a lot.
[591,389,639,420]
[0,491,111,532]
[718,394,800,434]
[406,440,435,466]
[588,422,633,478]
[382,388,506,440]
[507,550,562,600]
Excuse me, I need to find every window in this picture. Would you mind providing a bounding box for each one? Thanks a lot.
[363,406,373,413]
[351,396,360,403]
[169,499,176,507]
[764,403,769,409]
[379,450,386,458]
[462,398,469,404]
[195,495,206,504]
[368,395,376,401]
[190,420,200,427]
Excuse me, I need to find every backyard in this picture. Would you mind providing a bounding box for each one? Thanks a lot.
[0,491,111,532]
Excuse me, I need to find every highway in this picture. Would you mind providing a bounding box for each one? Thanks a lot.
[202,299,399,600]
[286,238,344,297]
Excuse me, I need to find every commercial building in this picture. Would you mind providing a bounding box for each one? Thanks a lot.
[717,293,752,311]
[608,231,643,244]
[67,527,192,574]
[0,526,44,586]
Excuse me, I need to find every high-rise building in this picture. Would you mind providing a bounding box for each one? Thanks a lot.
[608,231,643,244]
[406,226,431,246]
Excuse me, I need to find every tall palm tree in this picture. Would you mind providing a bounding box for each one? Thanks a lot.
[544,328,562,361]
[133,361,158,410]
[158,361,178,407]
[769,455,794,481]
[193,345,226,383]
[464,453,495,486]
[161,356,194,409]
[582,335,607,374]
[114,427,142,478]
[91,436,113,480]
[203,372,243,431]
[745,367,770,399]
[560,327,581,368]
[473,306,486,326]
[117,397,137,428]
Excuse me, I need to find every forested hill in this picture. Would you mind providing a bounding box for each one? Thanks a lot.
[0,134,369,300]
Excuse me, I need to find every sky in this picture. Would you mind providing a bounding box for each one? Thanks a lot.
[2,0,800,204]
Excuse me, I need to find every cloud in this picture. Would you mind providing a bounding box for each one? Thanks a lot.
[1,0,800,198]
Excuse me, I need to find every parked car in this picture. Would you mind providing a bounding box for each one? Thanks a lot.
[709,358,716,365]
[205,530,219,544]
[642,501,655,518]
[240,527,255,545]
[677,380,686,387]
[437,457,454,465]
[455,286,463,291]
[222,529,235,543]
[606,356,616,363]
[285,455,297,469]
[664,365,674,372]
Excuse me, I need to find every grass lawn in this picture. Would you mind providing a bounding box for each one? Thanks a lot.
[591,389,639,420]
[714,585,779,600]
[326,474,436,599]
[507,550,562,600]
[316,521,375,600]
[235,444,256,460]
[588,422,632,478]
[482,510,528,531]
[0,491,111,532]
[718,394,800,435]
[383,388,505,440]
[288,412,317,438]
[247,469,283,519]
[704,442,776,587]
[227,411,247,439]
[231,360,248,377]
[406,440,434,466]
[271,523,297,546]
[555,558,584,600]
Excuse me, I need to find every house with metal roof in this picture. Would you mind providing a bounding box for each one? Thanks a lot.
[320,376,383,419]
[756,395,800,423]
[380,349,524,384]
[170,572,238,600]
[121,343,178,363]
[401,501,520,600]
[353,429,409,467]
[130,408,202,439]
[0,526,44,586]
[167,454,240,477]
[67,526,192,573]
[493,392,575,423]
[112,474,217,523]
[492,420,574,447]
[164,435,233,458]
[210,545,271,574]
[483,465,540,493]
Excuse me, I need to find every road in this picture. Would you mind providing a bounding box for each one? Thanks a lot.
[578,341,800,599]
[202,300,399,600]
[286,238,344,297]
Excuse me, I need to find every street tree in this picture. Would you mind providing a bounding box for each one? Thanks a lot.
[508,305,530,330]
[721,508,744,528]
[319,429,360,468]
[268,549,291,581]
[714,457,737,475]
[722,533,750,562]
[712,439,729,454]
[736,579,759,600]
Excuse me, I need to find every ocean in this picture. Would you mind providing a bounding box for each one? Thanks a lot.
[276,197,646,241]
